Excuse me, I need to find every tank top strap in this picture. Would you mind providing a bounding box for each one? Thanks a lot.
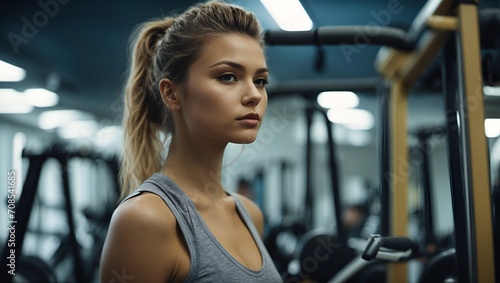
[228,192,263,242]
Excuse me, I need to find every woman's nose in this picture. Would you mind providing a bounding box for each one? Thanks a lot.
[242,81,264,106]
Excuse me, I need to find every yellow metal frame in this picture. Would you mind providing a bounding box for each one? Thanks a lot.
[388,79,410,282]
[457,4,495,282]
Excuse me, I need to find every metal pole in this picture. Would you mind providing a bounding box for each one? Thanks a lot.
[455,2,495,281]
[0,155,46,283]
[59,158,85,283]
[442,37,472,282]
[378,81,391,238]
[305,106,314,230]
[322,109,346,245]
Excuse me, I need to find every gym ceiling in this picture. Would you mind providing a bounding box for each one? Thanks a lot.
[0,0,499,129]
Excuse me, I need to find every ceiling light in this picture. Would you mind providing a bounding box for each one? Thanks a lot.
[57,120,99,139]
[327,108,375,130]
[317,91,359,109]
[0,88,33,113]
[485,118,500,138]
[38,110,94,130]
[484,86,500,96]
[0,103,33,114]
[95,125,123,148]
[260,0,313,31]
[0,60,26,82]
[23,88,59,107]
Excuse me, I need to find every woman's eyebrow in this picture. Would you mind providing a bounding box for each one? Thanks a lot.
[209,60,268,74]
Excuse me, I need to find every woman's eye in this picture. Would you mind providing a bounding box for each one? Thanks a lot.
[255,78,269,87]
[218,73,237,82]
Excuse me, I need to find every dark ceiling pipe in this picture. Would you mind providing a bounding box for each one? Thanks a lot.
[264,26,416,51]
[267,77,379,97]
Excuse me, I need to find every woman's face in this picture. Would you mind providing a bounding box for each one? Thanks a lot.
[179,33,268,144]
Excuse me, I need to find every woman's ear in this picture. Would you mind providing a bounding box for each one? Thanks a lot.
[159,78,181,111]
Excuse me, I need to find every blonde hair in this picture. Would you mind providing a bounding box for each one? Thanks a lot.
[120,0,264,198]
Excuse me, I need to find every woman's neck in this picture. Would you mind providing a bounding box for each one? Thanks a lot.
[161,135,227,203]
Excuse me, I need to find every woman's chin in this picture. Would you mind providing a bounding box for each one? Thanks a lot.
[231,136,257,144]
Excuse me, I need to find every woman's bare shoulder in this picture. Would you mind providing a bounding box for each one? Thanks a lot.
[100,192,178,283]
[113,192,176,232]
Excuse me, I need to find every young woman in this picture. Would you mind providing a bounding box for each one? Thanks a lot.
[99,1,282,282]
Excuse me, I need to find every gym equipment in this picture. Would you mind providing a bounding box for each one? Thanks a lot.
[441,26,484,283]
[293,229,355,283]
[287,100,389,283]
[267,95,351,279]
[376,2,496,282]
[265,0,498,281]
[410,128,457,254]
[289,102,355,282]
[265,26,416,51]
[328,234,417,283]
[0,143,120,283]
[417,249,457,283]
[264,159,308,274]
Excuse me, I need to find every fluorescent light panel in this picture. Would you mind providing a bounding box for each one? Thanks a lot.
[484,86,500,96]
[57,120,99,139]
[23,88,59,107]
[260,0,313,31]
[0,60,26,82]
[0,88,58,113]
[38,109,93,130]
[485,118,500,138]
[0,89,33,113]
[0,103,33,114]
[317,91,359,109]
[327,108,375,130]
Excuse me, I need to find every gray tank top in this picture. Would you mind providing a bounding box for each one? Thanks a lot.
[121,173,283,283]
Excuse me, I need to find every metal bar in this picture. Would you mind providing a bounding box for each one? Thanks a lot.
[442,35,472,283]
[374,0,455,80]
[267,78,379,96]
[457,3,496,282]
[281,161,288,216]
[59,158,85,283]
[0,155,46,283]
[106,156,121,200]
[426,16,458,31]
[304,106,314,230]
[375,29,451,85]
[388,79,409,283]
[398,29,451,89]
[264,26,415,51]
[406,0,455,41]
[378,81,391,237]
[322,109,346,245]
[418,133,436,248]
[375,48,411,79]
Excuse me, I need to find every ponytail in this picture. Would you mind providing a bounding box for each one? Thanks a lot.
[120,17,175,199]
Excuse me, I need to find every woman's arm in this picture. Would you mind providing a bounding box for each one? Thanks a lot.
[99,193,178,283]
